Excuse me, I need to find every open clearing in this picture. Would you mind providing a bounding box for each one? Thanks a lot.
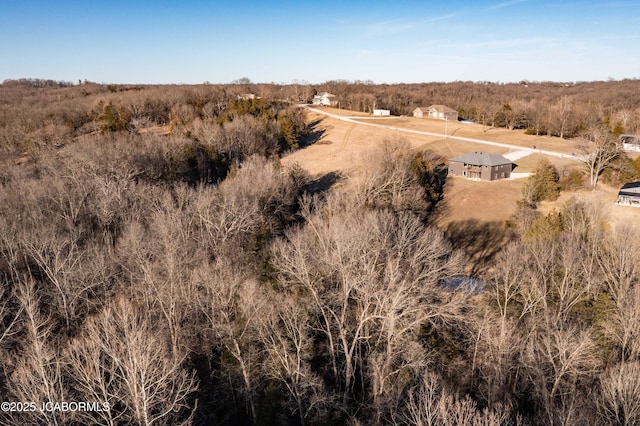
[283,107,640,228]
[355,116,577,154]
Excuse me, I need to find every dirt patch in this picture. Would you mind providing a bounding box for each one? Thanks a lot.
[138,125,171,136]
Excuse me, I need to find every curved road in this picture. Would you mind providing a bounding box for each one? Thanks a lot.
[304,106,583,162]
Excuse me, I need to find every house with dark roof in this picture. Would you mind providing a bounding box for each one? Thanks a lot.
[413,105,458,121]
[616,182,640,206]
[621,134,640,152]
[448,152,513,181]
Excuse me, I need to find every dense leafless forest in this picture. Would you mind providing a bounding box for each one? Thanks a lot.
[1,78,640,425]
[317,79,640,138]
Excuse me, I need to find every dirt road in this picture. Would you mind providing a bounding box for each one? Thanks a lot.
[304,106,583,162]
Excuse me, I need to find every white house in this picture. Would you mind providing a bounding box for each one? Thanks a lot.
[413,105,458,121]
[237,93,256,100]
[373,109,390,116]
[312,92,338,107]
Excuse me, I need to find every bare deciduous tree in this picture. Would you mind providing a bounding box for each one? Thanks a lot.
[524,321,599,426]
[598,362,640,426]
[68,297,197,426]
[354,138,433,217]
[489,242,528,327]
[598,225,640,304]
[19,228,98,335]
[601,285,640,363]
[272,192,464,414]
[577,126,623,189]
[195,260,263,423]
[6,279,69,426]
[257,292,330,425]
[598,226,640,363]
[401,371,513,426]
[550,95,573,139]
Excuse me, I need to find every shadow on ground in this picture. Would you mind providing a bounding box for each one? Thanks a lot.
[444,219,517,276]
[305,171,343,196]
[299,119,327,148]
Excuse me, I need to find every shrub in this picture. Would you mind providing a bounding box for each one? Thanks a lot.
[96,101,131,133]
[521,158,560,205]
[559,168,584,191]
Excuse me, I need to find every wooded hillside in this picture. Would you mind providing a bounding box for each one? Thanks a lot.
[1,80,640,425]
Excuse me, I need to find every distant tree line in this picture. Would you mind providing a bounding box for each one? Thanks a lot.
[314,79,640,138]
[2,78,76,88]
[0,82,306,167]
[3,79,640,162]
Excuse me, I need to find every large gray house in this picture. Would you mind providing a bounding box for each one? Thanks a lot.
[448,152,513,181]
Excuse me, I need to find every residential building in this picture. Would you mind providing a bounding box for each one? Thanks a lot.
[621,134,640,152]
[616,181,640,206]
[448,152,513,181]
[312,92,338,107]
[413,105,458,121]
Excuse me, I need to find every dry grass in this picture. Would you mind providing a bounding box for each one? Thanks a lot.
[537,184,640,229]
[138,125,171,136]
[511,153,578,173]
[283,108,638,229]
[355,116,579,154]
[437,177,524,225]
[283,111,399,177]
[312,106,375,117]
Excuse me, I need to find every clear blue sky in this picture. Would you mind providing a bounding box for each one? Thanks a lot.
[2,0,639,84]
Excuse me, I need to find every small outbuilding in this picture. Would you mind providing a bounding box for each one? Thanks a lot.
[413,105,458,121]
[373,109,390,116]
[616,182,640,206]
[448,152,513,181]
[237,93,256,100]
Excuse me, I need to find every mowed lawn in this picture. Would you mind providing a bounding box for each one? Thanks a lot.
[284,108,640,229]
[437,177,524,225]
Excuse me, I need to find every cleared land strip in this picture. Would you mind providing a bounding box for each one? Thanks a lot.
[304,106,583,162]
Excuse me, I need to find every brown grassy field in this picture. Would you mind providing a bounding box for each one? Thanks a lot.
[315,106,579,153]
[355,116,578,154]
[537,184,640,227]
[284,108,640,229]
